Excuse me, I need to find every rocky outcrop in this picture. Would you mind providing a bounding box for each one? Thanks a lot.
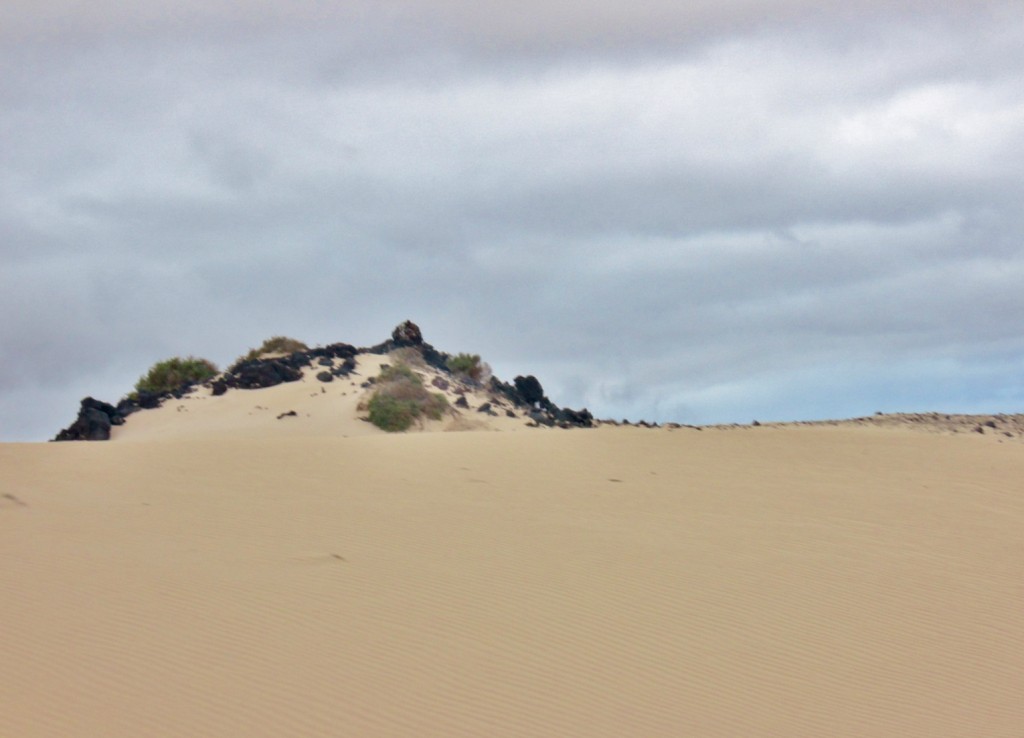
[488,375,594,428]
[558,407,595,428]
[364,325,449,372]
[222,358,304,390]
[332,357,357,377]
[54,397,125,441]
[315,343,359,361]
[391,320,423,346]
[513,375,545,406]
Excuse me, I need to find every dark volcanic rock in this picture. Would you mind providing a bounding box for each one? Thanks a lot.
[135,390,163,409]
[307,343,356,361]
[86,397,121,418]
[391,320,423,346]
[80,407,112,439]
[332,357,356,377]
[476,402,495,415]
[513,375,545,406]
[211,380,227,396]
[225,359,303,390]
[326,342,358,359]
[487,375,593,429]
[528,410,555,427]
[316,371,334,383]
[454,395,470,409]
[54,397,122,441]
[559,407,594,428]
[363,322,451,374]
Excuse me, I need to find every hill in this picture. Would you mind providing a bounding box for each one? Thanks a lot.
[53,320,594,441]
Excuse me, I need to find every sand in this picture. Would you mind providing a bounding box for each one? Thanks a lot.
[110,352,529,442]
[3,420,1023,735]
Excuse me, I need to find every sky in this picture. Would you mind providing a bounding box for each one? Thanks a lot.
[2,0,1023,441]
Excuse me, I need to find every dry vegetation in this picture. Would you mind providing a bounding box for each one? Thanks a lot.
[230,336,309,371]
[446,352,491,384]
[134,357,219,395]
[365,362,449,432]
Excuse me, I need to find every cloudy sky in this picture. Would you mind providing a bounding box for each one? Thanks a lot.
[3,0,1023,441]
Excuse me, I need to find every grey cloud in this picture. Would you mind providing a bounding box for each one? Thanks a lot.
[1,1,1023,440]
[4,1,1017,62]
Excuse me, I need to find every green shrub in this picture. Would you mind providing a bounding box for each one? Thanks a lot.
[231,335,309,370]
[414,390,448,421]
[447,353,483,381]
[256,336,309,355]
[135,356,219,394]
[379,363,422,385]
[446,353,492,384]
[367,362,449,432]
[367,393,420,432]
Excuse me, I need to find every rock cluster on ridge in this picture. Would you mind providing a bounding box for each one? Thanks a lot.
[53,321,594,441]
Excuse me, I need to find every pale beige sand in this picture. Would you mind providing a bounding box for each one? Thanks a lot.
[2,426,1023,736]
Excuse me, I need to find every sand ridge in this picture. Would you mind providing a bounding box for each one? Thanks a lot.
[2,425,1023,736]
[111,351,531,442]
[704,411,1024,440]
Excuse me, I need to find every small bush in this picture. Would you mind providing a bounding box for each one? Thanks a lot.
[135,356,218,395]
[422,392,448,420]
[257,336,309,355]
[367,362,448,432]
[231,335,309,370]
[379,363,422,385]
[447,353,485,382]
[367,393,420,432]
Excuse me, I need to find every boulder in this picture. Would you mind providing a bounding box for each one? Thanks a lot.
[136,390,163,409]
[316,371,334,383]
[326,342,358,360]
[514,375,545,406]
[391,320,423,346]
[332,357,356,377]
[528,410,555,427]
[53,397,120,441]
[226,359,303,389]
[559,407,595,428]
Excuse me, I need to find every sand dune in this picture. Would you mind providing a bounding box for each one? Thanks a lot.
[2,425,1023,736]
[110,352,530,442]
